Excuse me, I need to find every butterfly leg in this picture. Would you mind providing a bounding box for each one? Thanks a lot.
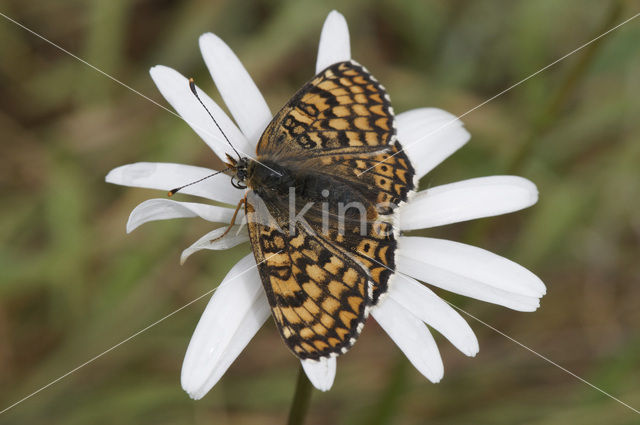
[209,196,246,243]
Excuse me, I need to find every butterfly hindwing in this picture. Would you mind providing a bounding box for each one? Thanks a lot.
[312,142,416,210]
[245,192,372,360]
[285,142,416,303]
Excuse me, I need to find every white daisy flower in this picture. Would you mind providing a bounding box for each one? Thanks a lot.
[106,10,546,398]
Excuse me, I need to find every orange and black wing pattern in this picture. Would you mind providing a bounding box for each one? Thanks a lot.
[256,61,396,158]
[245,61,415,359]
[245,192,372,360]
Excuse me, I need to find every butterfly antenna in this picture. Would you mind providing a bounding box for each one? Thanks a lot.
[188,78,241,159]
[168,166,233,197]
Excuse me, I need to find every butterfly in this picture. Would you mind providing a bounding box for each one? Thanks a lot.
[220,61,415,360]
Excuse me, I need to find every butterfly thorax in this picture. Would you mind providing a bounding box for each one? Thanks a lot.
[245,159,294,196]
[245,158,370,213]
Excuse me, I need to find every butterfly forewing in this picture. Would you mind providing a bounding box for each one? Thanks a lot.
[257,61,395,158]
[245,60,415,359]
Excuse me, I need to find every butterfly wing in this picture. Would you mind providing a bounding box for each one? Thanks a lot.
[245,191,372,359]
[277,142,414,304]
[256,61,396,158]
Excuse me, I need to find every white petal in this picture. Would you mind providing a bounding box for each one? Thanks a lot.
[397,237,546,312]
[316,10,351,73]
[105,162,244,205]
[181,254,269,399]
[301,357,336,392]
[372,297,444,383]
[199,33,272,145]
[180,226,249,264]
[396,108,470,179]
[400,176,538,230]
[388,274,478,356]
[149,65,252,160]
[126,198,239,233]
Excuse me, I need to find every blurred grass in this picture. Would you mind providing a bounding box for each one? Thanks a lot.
[1,0,640,424]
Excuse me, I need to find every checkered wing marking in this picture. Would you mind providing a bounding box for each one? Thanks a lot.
[245,193,372,360]
[313,142,415,210]
[246,60,417,358]
[294,142,416,303]
[256,60,396,158]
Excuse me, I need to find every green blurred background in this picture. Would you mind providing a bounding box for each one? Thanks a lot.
[1,0,639,423]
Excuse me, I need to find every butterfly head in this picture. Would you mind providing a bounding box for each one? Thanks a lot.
[225,153,249,189]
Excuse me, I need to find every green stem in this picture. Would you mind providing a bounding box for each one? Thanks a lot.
[358,356,410,425]
[287,364,314,425]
